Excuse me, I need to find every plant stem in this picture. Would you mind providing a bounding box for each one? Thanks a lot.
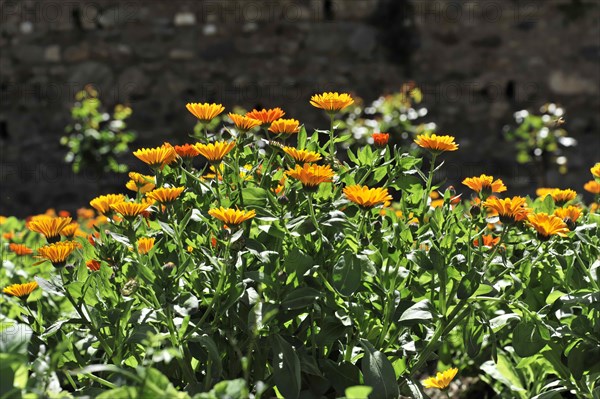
[329,113,335,165]
[420,154,438,222]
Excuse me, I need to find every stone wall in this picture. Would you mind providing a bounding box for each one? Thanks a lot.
[0,0,598,216]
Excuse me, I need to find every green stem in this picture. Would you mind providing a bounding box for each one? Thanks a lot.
[214,164,222,206]
[420,154,438,222]
[328,113,335,165]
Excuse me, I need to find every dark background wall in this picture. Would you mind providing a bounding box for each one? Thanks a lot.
[1,0,599,217]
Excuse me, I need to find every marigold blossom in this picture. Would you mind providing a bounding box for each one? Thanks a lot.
[462,174,507,195]
[9,243,33,256]
[90,194,126,215]
[3,281,38,298]
[269,118,300,135]
[174,143,201,159]
[549,188,577,205]
[590,162,600,178]
[146,187,185,204]
[343,185,392,208]
[415,134,458,153]
[473,235,500,248]
[228,113,262,131]
[86,260,101,272]
[208,207,256,226]
[423,368,458,390]
[310,92,354,112]
[483,196,530,224]
[37,241,81,267]
[528,213,569,239]
[282,147,322,163]
[27,215,72,242]
[186,102,225,122]
[286,163,335,189]
[110,201,151,219]
[195,141,236,164]
[133,143,177,169]
[584,180,600,194]
[372,133,390,147]
[77,208,96,220]
[137,237,155,254]
[246,108,285,125]
[60,222,82,239]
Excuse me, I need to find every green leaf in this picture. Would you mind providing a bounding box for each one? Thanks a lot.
[332,252,362,296]
[272,335,301,399]
[34,276,64,297]
[398,300,432,324]
[359,339,399,399]
[241,187,268,207]
[512,321,546,357]
[457,269,481,299]
[320,360,361,395]
[0,324,32,355]
[283,248,314,276]
[298,126,307,150]
[281,287,321,311]
[344,385,372,399]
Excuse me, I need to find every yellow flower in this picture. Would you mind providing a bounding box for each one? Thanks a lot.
[228,113,262,131]
[269,118,300,135]
[208,207,256,226]
[0,216,7,225]
[423,368,458,390]
[146,187,185,204]
[343,185,392,208]
[90,194,126,215]
[137,237,155,254]
[133,143,177,169]
[462,174,507,195]
[186,102,225,122]
[483,196,530,224]
[549,188,577,205]
[27,215,72,242]
[536,187,555,199]
[554,206,581,230]
[3,281,38,298]
[37,241,81,267]
[415,134,459,153]
[528,213,569,239]
[282,146,322,163]
[584,180,600,194]
[110,201,151,219]
[174,143,201,159]
[126,172,156,193]
[310,92,354,112]
[60,222,83,239]
[9,243,33,256]
[591,162,600,178]
[245,108,285,125]
[195,141,236,164]
[286,163,335,190]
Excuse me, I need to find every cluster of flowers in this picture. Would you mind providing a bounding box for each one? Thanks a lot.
[1,91,599,393]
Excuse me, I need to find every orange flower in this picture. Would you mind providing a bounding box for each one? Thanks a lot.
[133,143,177,169]
[3,232,14,241]
[110,201,151,219]
[186,102,225,122]
[310,92,354,113]
[462,174,507,195]
[591,162,600,179]
[549,189,577,205]
[86,260,101,272]
[3,281,38,298]
[228,113,262,131]
[536,187,555,199]
[137,237,155,254]
[88,232,100,246]
[554,205,581,230]
[27,215,72,242]
[286,163,335,190]
[528,213,569,240]
[208,207,256,226]
[282,147,322,163]
[146,187,185,204]
[60,222,82,239]
[126,172,156,193]
[174,143,201,159]
[372,133,390,147]
[483,196,530,224]
[195,141,236,164]
[9,243,33,256]
[584,180,600,194]
[473,235,500,248]
[343,185,392,208]
[37,241,81,267]
[269,118,300,135]
[77,208,95,220]
[245,108,285,125]
[90,194,126,215]
[415,134,459,153]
